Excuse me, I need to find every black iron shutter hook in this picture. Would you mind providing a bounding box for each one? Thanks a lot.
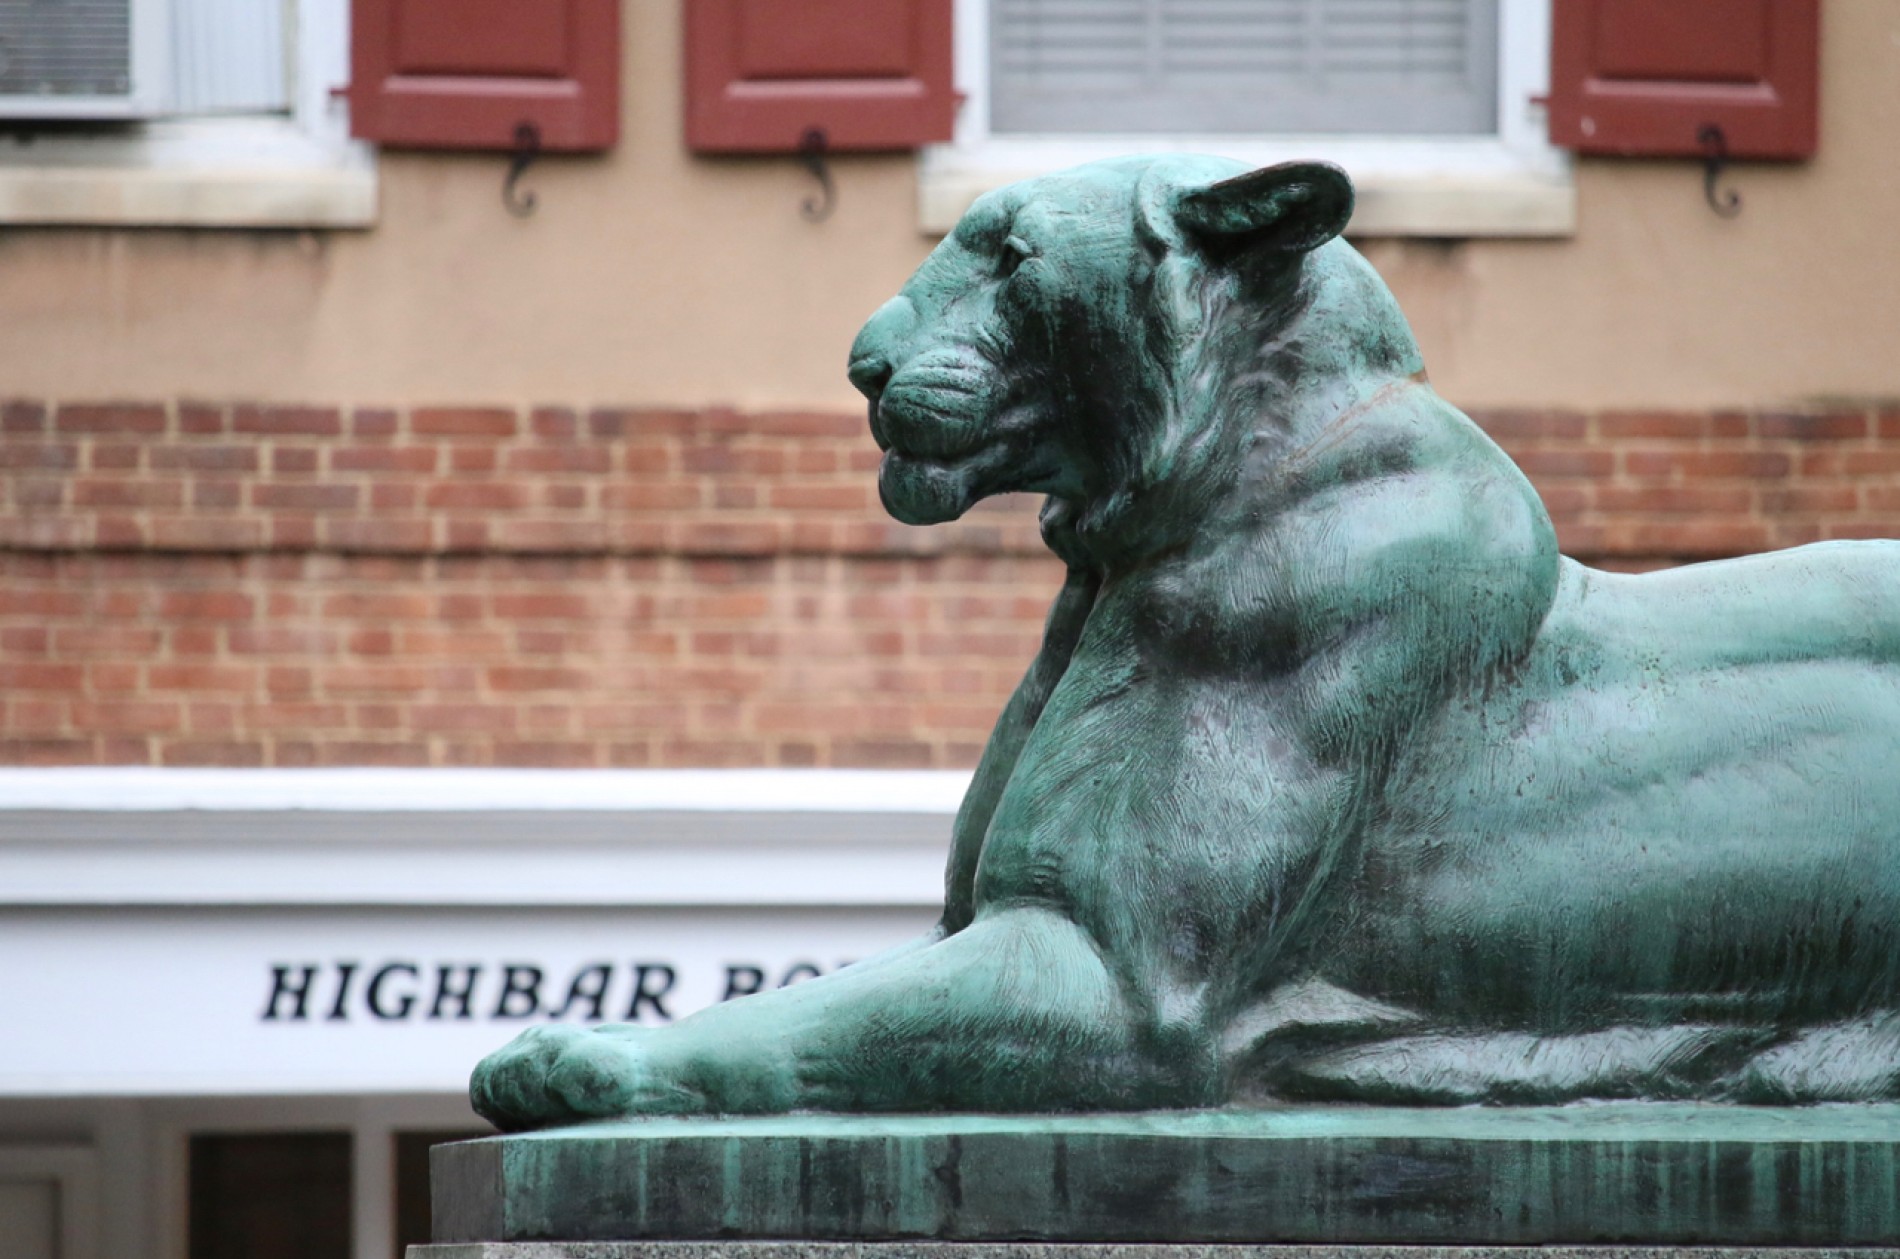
[799,126,836,222]
[1697,124,1742,219]
[504,121,541,218]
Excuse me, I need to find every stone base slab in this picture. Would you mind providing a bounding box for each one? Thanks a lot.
[431,1106,1900,1246]
[412,1249,1900,1259]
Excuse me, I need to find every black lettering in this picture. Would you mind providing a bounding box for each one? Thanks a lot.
[778,962,824,988]
[429,964,482,1020]
[493,964,545,1019]
[327,961,360,1022]
[261,964,317,1021]
[367,962,420,1020]
[549,963,614,1021]
[624,963,676,1022]
[722,964,766,1001]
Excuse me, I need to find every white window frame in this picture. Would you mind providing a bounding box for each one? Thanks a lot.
[920,0,1574,238]
[0,0,373,229]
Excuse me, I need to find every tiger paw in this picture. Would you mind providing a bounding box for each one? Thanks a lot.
[470,1024,707,1131]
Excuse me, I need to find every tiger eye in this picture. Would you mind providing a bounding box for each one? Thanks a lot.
[999,234,1036,278]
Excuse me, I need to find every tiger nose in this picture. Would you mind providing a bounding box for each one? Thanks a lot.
[848,353,892,402]
[848,296,918,400]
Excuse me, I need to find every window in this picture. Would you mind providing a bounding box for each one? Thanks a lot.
[392,1129,487,1259]
[992,1,1500,136]
[0,0,372,228]
[188,1132,353,1259]
[920,0,1573,237]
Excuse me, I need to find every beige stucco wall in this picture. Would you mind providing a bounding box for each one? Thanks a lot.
[0,1,1895,411]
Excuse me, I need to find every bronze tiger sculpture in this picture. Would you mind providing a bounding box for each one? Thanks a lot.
[473,156,1900,1128]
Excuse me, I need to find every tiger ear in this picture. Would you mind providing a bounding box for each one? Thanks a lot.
[1172,161,1354,255]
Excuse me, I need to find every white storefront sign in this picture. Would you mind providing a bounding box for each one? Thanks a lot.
[0,769,960,1097]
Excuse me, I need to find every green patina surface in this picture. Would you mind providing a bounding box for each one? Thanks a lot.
[469,155,1900,1134]
[434,1106,1900,1244]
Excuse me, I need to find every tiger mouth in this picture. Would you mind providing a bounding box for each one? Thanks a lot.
[878,438,1069,526]
[872,392,990,463]
[869,384,1003,524]
[871,346,1003,461]
[868,357,1065,524]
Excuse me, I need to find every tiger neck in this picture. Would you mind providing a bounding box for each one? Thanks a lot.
[1067,245,1427,573]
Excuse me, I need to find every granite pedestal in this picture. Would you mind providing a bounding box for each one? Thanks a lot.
[420,1105,1900,1251]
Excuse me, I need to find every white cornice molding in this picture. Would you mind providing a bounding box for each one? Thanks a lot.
[0,767,971,813]
[0,769,967,910]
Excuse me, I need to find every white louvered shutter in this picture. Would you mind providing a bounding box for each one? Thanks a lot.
[991,0,1499,135]
[0,0,134,99]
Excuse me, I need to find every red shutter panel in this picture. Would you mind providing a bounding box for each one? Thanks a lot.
[1547,0,1819,159]
[686,0,955,153]
[350,0,619,151]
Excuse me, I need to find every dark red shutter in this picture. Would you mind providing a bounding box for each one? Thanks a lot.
[350,0,619,151]
[686,0,955,153]
[1547,0,1818,159]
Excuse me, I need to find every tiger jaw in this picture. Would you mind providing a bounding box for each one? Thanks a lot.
[877,426,1074,525]
[870,386,1001,523]
[872,379,1077,524]
[877,452,984,525]
[878,443,1036,525]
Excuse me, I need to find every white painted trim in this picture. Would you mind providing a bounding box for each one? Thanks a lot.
[130,1094,481,1259]
[14,1069,493,1099]
[0,767,970,812]
[949,0,992,147]
[921,0,1574,238]
[0,769,965,908]
[0,0,375,228]
[1496,0,1559,167]
[0,1145,102,1259]
[293,0,352,145]
[0,821,954,907]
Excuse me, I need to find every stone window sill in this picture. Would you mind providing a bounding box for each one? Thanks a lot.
[917,137,1577,239]
[0,117,375,229]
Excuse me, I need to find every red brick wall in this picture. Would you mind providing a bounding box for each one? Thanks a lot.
[2,399,1896,767]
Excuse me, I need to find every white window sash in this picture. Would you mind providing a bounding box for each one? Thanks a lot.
[988,0,1502,138]
[923,0,1573,237]
[0,0,371,227]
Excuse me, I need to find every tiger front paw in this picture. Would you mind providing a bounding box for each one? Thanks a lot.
[469,1024,707,1131]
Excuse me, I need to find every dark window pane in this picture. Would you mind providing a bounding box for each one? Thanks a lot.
[189,1132,352,1259]
[393,1130,488,1259]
